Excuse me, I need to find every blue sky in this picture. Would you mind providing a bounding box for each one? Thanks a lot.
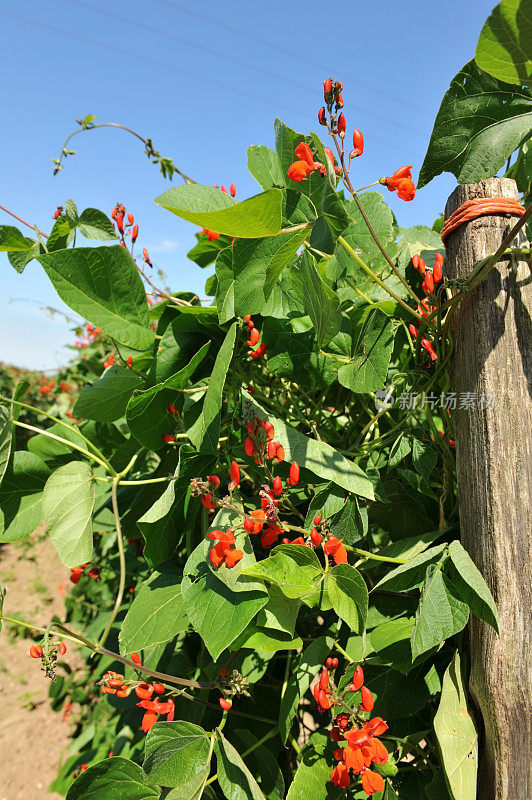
[0,0,493,370]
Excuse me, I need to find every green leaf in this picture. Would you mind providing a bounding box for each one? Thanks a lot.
[0,225,36,252]
[411,565,469,659]
[232,731,284,800]
[242,391,374,500]
[143,721,212,790]
[434,652,478,800]
[234,627,303,652]
[127,343,211,450]
[188,325,237,453]
[256,584,300,636]
[138,446,216,568]
[65,757,160,800]
[372,545,448,592]
[216,229,311,323]
[247,144,286,190]
[215,732,267,800]
[447,540,499,632]
[418,60,532,188]
[279,636,333,742]
[304,483,346,528]
[155,185,283,238]
[411,436,437,487]
[8,240,41,272]
[43,462,94,567]
[77,208,117,240]
[329,494,366,545]
[241,544,323,603]
[295,252,341,347]
[338,308,394,393]
[325,564,368,633]
[475,0,532,86]
[187,232,229,268]
[119,565,189,655]
[0,406,12,486]
[286,731,342,800]
[73,365,144,422]
[0,452,50,542]
[37,246,155,350]
[182,543,267,660]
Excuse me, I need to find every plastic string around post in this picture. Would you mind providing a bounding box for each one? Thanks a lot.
[441,197,525,243]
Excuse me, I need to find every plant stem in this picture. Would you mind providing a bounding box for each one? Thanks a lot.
[97,480,126,649]
[0,204,48,238]
[337,236,423,323]
[11,420,113,473]
[0,616,87,647]
[1,395,115,473]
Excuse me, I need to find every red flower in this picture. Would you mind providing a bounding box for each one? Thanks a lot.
[287,142,321,182]
[201,493,216,509]
[243,508,266,535]
[273,476,283,496]
[382,166,416,201]
[206,529,243,568]
[261,524,284,548]
[331,762,351,788]
[361,768,384,795]
[324,535,348,564]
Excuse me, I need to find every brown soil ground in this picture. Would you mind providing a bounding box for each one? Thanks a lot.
[0,534,73,800]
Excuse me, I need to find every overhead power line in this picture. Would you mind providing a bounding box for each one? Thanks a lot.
[59,0,425,139]
[0,10,419,160]
[154,0,433,118]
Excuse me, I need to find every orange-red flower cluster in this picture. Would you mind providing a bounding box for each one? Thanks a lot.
[331,714,389,795]
[381,166,416,201]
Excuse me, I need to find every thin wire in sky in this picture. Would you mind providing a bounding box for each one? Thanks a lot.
[154,0,433,118]
[58,0,425,139]
[0,10,419,160]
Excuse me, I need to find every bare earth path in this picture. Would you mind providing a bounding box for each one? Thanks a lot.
[0,535,72,800]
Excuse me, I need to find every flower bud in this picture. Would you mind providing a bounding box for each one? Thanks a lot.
[244,436,254,457]
[127,213,134,225]
[275,443,285,463]
[360,685,374,711]
[352,129,364,157]
[230,183,236,197]
[323,78,333,102]
[337,113,346,138]
[408,324,418,339]
[230,460,240,487]
[131,224,138,243]
[219,697,232,710]
[318,107,326,125]
[288,461,300,486]
[352,665,364,691]
[273,476,283,496]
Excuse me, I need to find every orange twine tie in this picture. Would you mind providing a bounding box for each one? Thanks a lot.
[441,197,525,243]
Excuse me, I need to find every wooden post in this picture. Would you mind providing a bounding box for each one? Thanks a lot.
[444,178,532,800]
